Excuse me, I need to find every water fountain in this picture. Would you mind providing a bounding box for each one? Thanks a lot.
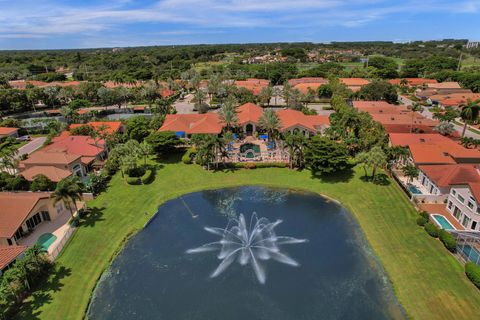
[187,212,307,284]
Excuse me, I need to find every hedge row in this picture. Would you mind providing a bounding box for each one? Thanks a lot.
[227,162,288,169]
[420,213,457,253]
[141,169,154,184]
[126,176,141,185]
[465,262,480,289]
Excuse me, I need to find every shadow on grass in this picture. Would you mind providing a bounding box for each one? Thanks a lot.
[154,152,184,164]
[78,207,106,228]
[13,266,72,320]
[359,173,391,186]
[311,167,355,183]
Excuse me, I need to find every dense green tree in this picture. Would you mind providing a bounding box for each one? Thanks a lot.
[125,116,151,142]
[30,174,55,191]
[51,176,83,217]
[358,80,398,104]
[145,131,180,156]
[304,136,349,175]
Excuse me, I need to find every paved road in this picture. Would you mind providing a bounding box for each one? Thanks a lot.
[173,94,196,114]
[17,137,46,157]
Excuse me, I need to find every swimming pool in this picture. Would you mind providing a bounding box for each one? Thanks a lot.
[407,184,422,195]
[431,214,456,231]
[36,233,57,251]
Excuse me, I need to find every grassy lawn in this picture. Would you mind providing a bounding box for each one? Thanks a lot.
[15,159,480,320]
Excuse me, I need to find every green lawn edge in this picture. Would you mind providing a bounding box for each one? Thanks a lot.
[15,161,480,320]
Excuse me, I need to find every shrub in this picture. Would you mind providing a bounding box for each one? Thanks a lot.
[126,166,145,177]
[126,176,141,185]
[424,222,440,238]
[182,147,197,164]
[89,171,110,196]
[419,211,429,220]
[244,163,257,169]
[30,174,56,191]
[465,262,480,289]
[141,169,154,184]
[416,216,428,226]
[439,230,457,252]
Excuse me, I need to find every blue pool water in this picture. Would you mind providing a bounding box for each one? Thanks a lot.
[431,214,456,230]
[460,245,480,265]
[407,184,422,195]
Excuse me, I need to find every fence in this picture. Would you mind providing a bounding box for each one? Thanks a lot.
[48,225,76,260]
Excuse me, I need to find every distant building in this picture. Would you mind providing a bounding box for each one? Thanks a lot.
[466,41,479,49]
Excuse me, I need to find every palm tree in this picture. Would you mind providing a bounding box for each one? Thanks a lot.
[258,109,281,141]
[138,141,153,166]
[218,98,238,131]
[51,176,83,218]
[0,145,18,174]
[410,102,423,133]
[403,165,419,184]
[283,132,307,169]
[460,99,480,137]
[258,86,273,106]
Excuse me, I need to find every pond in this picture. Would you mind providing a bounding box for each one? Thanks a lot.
[87,186,405,320]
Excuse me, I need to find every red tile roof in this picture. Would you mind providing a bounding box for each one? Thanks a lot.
[388,78,437,86]
[340,78,370,88]
[0,127,18,136]
[0,192,51,238]
[468,183,480,203]
[69,122,123,135]
[390,133,480,164]
[22,150,81,166]
[159,114,224,134]
[294,83,323,94]
[371,114,438,126]
[0,246,27,270]
[234,79,269,95]
[427,82,461,89]
[237,103,263,125]
[419,164,480,187]
[20,166,72,182]
[353,101,410,114]
[288,77,327,86]
[45,136,105,157]
[276,109,330,132]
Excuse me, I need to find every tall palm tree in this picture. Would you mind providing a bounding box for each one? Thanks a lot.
[218,99,238,132]
[283,132,307,169]
[460,99,480,137]
[258,109,281,141]
[410,102,423,133]
[51,176,83,218]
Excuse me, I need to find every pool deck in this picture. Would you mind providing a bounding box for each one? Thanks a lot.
[419,203,464,230]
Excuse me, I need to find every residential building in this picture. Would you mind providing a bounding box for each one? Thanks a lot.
[0,245,27,275]
[19,135,107,182]
[0,127,19,139]
[389,133,480,165]
[388,78,438,87]
[0,192,68,247]
[339,78,370,92]
[69,121,125,135]
[233,79,270,95]
[159,113,224,137]
[288,77,327,86]
[447,183,480,231]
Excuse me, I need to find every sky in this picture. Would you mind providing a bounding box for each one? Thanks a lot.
[0,0,479,50]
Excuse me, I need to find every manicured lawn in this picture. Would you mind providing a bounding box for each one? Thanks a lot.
[15,159,480,320]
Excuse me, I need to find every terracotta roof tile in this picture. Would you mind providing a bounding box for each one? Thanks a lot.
[237,103,263,125]
[0,246,27,269]
[20,166,72,182]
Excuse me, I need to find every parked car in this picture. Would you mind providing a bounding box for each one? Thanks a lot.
[16,135,31,141]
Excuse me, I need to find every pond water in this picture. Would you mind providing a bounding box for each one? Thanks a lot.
[87,187,405,320]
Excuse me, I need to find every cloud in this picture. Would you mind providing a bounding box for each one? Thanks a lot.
[0,0,478,43]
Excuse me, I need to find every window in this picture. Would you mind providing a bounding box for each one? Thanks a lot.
[448,201,453,210]
[468,201,475,210]
[25,212,42,230]
[41,211,51,222]
[458,194,465,203]
[7,239,12,246]
[462,215,471,228]
[453,206,462,219]
[452,189,457,196]
[472,221,478,230]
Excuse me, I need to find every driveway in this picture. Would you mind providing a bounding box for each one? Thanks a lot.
[17,137,46,157]
[173,94,196,114]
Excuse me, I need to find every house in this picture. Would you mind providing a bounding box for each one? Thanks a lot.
[389,133,480,165]
[233,79,270,95]
[427,82,462,90]
[0,127,19,139]
[159,113,224,137]
[293,83,324,95]
[237,103,263,135]
[446,182,480,230]
[0,245,27,275]
[276,109,330,136]
[339,78,370,92]
[19,135,107,182]
[388,78,438,87]
[0,192,68,247]
[352,101,410,114]
[414,164,480,203]
[371,114,438,134]
[69,121,125,135]
[159,103,329,137]
[288,77,327,86]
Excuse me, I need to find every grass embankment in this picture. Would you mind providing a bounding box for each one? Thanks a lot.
[15,159,480,320]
